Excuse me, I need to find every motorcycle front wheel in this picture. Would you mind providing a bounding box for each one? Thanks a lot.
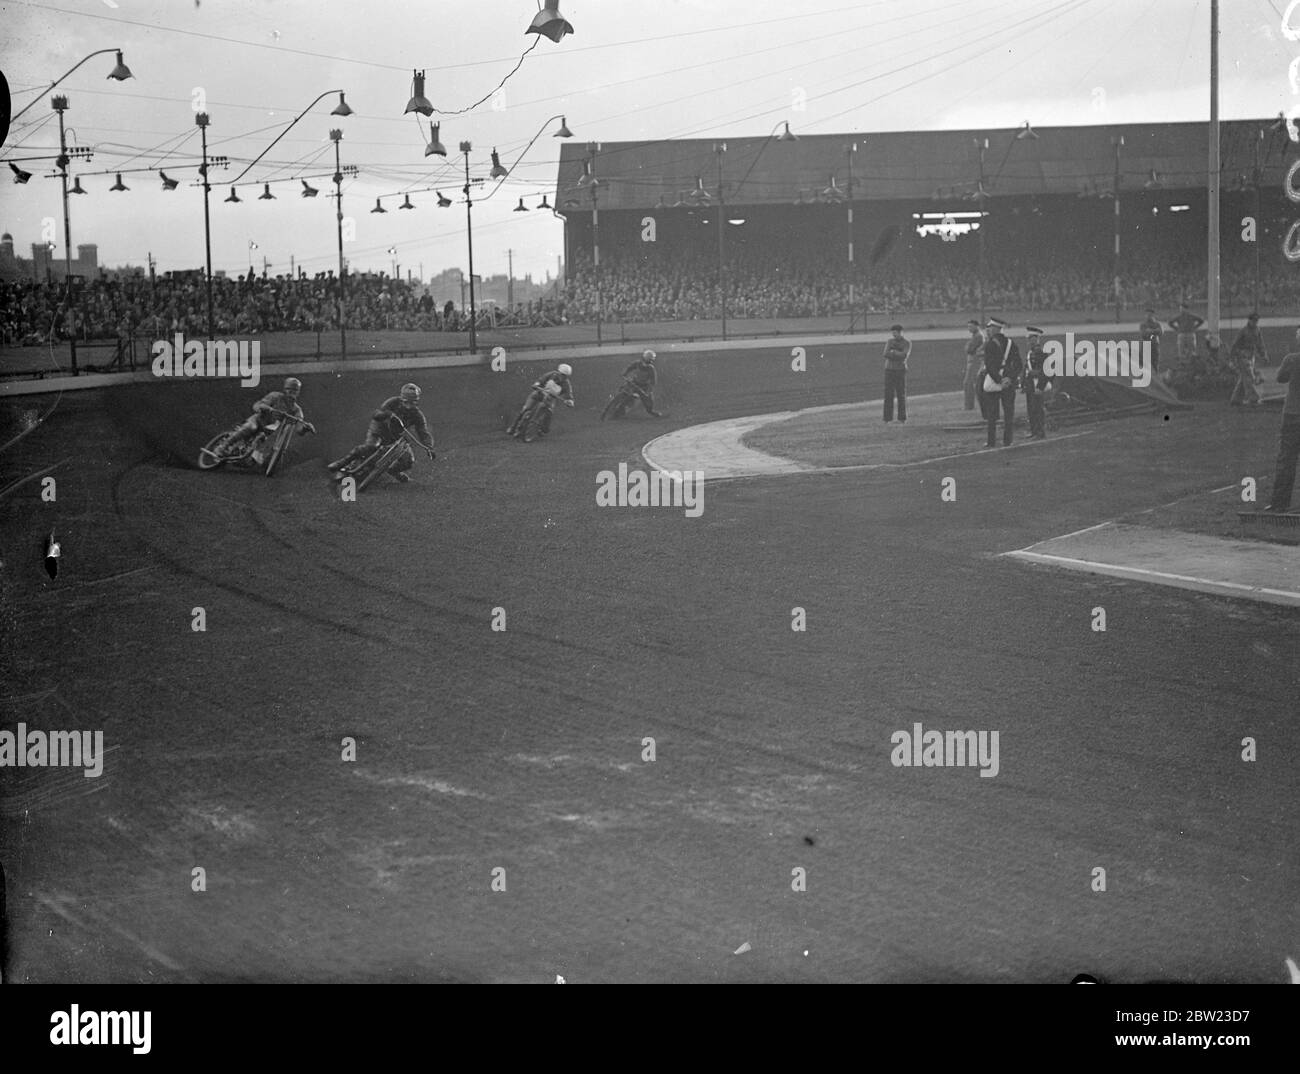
[600,393,625,422]
[263,423,294,477]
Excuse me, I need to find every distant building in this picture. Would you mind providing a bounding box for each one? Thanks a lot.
[0,232,35,281]
[30,241,98,281]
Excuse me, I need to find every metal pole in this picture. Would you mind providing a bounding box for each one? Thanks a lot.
[1113,135,1123,324]
[977,137,987,326]
[717,143,727,341]
[463,145,478,355]
[860,138,868,338]
[1208,0,1220,337]
[847,143,855,334]
[590,147,602,345]
[508,248,514,310]
[1254,128,1262,313]
[331,130,347,361]
[54,97,77,375]
[197,113,214,340]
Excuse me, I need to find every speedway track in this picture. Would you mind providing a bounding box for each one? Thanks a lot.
[2,344,1297,982]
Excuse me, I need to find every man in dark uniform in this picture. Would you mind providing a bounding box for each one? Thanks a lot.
[1022,326,1050,440]
[1138,308,1163,379]
[1229,313,1267,407]
[1265,328,1300,512]
[1169,301,1204,367]
[882,323,911,423]
[963,318,985,412]
[982,317,1023,447]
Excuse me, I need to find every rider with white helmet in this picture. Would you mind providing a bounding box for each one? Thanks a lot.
[507,362,575,438]
[227,375,315,449]
[328,382,435,482]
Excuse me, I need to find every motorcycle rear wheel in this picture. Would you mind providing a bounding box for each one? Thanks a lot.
[198,431,233,470]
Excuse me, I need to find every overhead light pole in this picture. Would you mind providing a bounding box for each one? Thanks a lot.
[461,141,479,355]
[196,112,216,340]
[1111,134,1124,324]
[331,128,348,361]
[51,95,78,374]
[715,142,728,340]
[578,143,602,345]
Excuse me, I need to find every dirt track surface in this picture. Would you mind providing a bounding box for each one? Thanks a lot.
[2,341,1297,983]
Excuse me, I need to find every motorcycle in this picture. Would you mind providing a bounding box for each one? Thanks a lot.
[511,381,571,443]
[332,417,434,492]
[600,378,652,422]
[197,409,313,476]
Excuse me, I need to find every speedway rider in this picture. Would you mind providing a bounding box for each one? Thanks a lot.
[507,362,574,437]
[619,350,662,417]
[328,382,435,482]
[226,376,315,450]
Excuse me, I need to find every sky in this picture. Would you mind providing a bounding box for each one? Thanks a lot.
[2,0,1299,284]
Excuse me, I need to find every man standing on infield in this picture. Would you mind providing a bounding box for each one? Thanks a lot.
[982,317,1023,448]
[883,323,911,423]
[963,318,985,413]
[1265,329,1300,513]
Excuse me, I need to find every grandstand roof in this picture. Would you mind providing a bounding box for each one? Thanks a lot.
[553,120,1295,212]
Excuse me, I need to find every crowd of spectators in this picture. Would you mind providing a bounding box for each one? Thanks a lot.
[562,234,1293,323]
[0,271,568,346]
[3,226,1292,349]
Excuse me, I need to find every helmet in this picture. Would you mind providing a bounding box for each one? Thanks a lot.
[641,349,656,363]
[557,363,572,377]
[283,377,302,394]
[399,383,421,403]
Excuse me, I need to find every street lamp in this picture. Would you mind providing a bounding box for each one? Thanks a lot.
[228,89,352,186]
[10,49,132,127]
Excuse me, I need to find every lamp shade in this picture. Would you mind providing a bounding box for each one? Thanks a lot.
[490,150,508,179]
[9,162,31,183]
[301,180,319,197]
[110,173,128,191]
[400,194,415,210]
[526,2,573,42]
[405,70,433,116]
[258,183,276,200]
[225,186,241,202]
[70,177,86,194]
[108,51,133,81]
[436,191,451,207]
[371,198,386,213]
[555,116,573,138]
[331,92,353,117]
[160,171,179,190]
[425,122,447,158]
[513,197,529,212]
